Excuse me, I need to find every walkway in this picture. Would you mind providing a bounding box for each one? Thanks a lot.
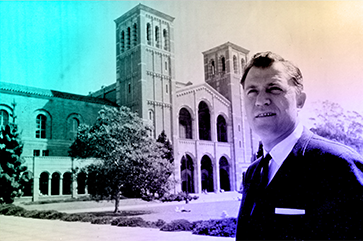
[0,215,233,241]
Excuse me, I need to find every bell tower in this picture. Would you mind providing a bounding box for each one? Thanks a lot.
[203,42,255,186]
[114,4,175,138]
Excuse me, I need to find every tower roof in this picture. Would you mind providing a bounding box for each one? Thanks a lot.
[114,3,175,24]
[202,42,250,55]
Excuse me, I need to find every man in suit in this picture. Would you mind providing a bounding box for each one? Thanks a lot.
[236,52,363,240]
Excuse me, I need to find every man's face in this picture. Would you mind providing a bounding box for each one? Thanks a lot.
[243,63,306,141]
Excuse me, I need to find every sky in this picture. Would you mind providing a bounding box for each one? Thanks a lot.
[1,1,363,117]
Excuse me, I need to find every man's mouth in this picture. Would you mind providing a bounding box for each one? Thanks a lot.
[255,112,276,118]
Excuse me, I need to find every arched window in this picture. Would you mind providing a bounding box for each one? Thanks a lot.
[155,26,160,48]
[120,31,125,53]
[146,23,151,45]
[179,108,192,139]
[63,172,72,195]
[219,157,230,191]
[198,101,211,141]
[217,115,228,142]
[233,55,237,73]
[219,56,226,73]
[0,110,9,128]
[201,155,214,192]
[163,29,168,51]
[127,27,131,49]
[209,60,215,77]
[69,118,79,140]
[36,114,47,139]
[241,58,246,70]
[133,23,137,46]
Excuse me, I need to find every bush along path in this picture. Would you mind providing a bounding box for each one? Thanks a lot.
[0,204,237,237]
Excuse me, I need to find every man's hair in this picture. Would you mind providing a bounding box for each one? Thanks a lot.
[240,51,303,92]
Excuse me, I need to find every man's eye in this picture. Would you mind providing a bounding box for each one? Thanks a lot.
[247,89,257,96]
[269,87,283,94]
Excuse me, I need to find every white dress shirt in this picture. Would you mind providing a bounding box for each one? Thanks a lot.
[263,123,304,185]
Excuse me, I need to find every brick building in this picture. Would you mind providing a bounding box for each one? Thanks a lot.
[0,4,257,201]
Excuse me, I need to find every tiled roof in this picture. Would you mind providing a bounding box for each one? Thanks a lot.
[0,81,118,106]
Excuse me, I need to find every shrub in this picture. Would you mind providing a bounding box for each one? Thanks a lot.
[91,217,113,225]
[154,219,166,228]
[160,192,199,202]
[192,218,237,237]
[160,219,192,231]
[0,204,26,216]
[22,210,42,218]
[117,217,147,227]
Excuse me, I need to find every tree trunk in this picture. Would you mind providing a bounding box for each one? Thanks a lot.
[114,190,120,213]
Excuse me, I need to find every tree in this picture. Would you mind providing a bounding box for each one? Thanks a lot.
[69,106,174,212]
[309,100,363,154]
[0,124,29,204]
[156,130,174,163]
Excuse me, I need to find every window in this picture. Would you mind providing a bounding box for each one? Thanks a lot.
[127,27,131,49]
[163,29,168,51]
[241,58,245,70]
[33,150,40,156]
[146,23,151,45]
[155,26,160,48]
[217,115,228,142]
[166,84,168,94]
[210,60,216,77]
[133,23,137,46]
[198,101,211,141]
[233,55,237,73]
[220,56,226,73]
[179,108,192,139]
[36,114,46,139]
[42,150,49,156]
[165,61,168,71]
[128,83,131,93]
[70,118,79,139]
[121,31,125,52]
[0,110,9,127]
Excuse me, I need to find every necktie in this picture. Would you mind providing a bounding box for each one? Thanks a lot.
[258,153,272,189]
[249,153,272,216]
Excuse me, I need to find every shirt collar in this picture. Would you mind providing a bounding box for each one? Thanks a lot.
[263,123,303,166]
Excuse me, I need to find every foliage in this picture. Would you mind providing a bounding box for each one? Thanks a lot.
[0,123,29,204]
[160,192,199,202]
[69,106,174,212]
[156,130,174,163]
[160,219,193,231]
[309,100,363,154]
[111,217,166,228]
[192,218,237,237]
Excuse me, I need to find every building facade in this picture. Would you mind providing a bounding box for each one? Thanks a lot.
[0,4,257,201]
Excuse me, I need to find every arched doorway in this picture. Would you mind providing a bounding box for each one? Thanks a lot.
[22,171,33,196]
[201,155,214,192]
[39,172,49,195]
[51,172,60,195]
[219,157,231,191]
[63,172,72,195]
[77,171,87,194]
[181,154,195,193]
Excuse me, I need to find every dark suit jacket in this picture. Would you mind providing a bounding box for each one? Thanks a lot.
[236,128,363,240]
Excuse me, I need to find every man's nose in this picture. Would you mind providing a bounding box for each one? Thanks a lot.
[255,91,271,106]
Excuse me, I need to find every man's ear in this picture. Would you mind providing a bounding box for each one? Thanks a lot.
[296,92,307,109]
